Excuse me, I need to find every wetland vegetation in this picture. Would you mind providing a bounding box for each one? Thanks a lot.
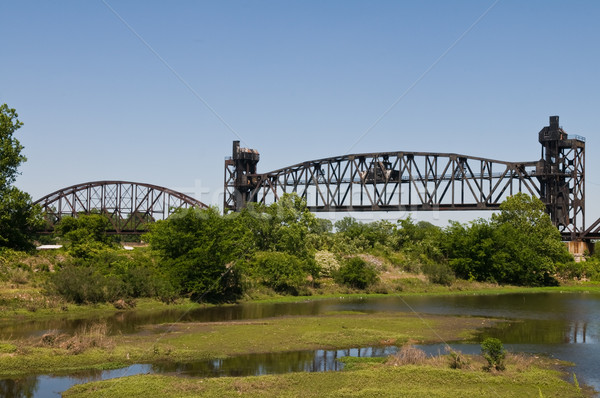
[1,103,599,395]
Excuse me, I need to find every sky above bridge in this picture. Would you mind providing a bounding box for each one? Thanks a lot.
[3,1,600,226]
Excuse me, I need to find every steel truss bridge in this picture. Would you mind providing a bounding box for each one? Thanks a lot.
[225,116,600,242]
[35,181,206,234]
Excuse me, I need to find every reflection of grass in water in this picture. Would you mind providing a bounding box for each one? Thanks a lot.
[62,352,585,398]
[476,319,572,345]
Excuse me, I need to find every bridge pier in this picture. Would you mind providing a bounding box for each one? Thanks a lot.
[566,240,595,262]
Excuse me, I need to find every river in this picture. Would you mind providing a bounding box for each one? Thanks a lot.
[0,292,598,397]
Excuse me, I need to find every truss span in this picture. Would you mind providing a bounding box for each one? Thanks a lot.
[35,181,207,234]
[226,150,541,213]
[226,117,590,240]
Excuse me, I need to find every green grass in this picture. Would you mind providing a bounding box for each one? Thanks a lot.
[62,359,584,398]
[0,312,490,377]
[148,313,485,358]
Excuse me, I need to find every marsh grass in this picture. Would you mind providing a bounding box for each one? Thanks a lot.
[386,345,427,366]
[383,346,542,378]
[37,322,113,354]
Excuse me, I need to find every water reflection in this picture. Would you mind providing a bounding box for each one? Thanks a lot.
[0,376,38,398]
[0,347,397,398]
[1,292,599,397]
[0,301,336,339]
[2,293,600,340]
[153,346,396,377]
[478,319,596,345]
[0,365,152,398]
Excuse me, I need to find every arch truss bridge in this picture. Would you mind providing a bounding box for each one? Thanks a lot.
[35,181,206,234]
[225,116,599,241]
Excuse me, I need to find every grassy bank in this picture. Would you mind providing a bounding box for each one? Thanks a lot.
[62,354,586,398]
[0,312,491,377]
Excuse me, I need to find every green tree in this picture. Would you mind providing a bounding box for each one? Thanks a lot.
[0,187,43,250]
[481,337,506,371]
[334,256,378,289]
[267,193,319,259]
[55,213,115,257]
[443,194,572,286]
[334,217,396,250]
[0,104,43,250]
[246,251,309,294]
[145,207,246,303]
[239,194,321,267]
[442,219,497,282]
[491,193,570,286]
[0,104,25,191]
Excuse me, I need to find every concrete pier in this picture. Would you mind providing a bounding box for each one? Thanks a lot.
[566,240,595,262]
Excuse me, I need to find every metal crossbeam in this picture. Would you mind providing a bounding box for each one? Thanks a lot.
[226,151,540,213]
[224,117,594,241]
[34,181,207,234]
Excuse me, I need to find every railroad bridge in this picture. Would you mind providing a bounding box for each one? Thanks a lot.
[34,181,207,234]
[225,116,600,252]
[34,116,600,255]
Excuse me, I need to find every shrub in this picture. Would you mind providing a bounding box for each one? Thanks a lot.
[422,261,455,286]
[7,266,29,284]
[247,251,309,295]
[49,265,124,304]
[334,257,378,289]
[314,250,340,276]
[447,349,469,369]
[481,337,506,371]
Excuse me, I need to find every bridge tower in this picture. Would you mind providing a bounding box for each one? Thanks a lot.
[224,141,260,211]
[536,116,585,240]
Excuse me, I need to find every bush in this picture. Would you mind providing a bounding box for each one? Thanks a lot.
[7,266,29,284]
[246,251,310,295]
[49,265,124,304]
[557,259,600,281]
[447,349,469,369]
[314,250,340,276]
[422,261,454,286]
[121,266,161,298]
[334,257,378,289]
[481,337,506,371]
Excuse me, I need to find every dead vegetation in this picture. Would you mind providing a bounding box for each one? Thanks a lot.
[387,345,427,366]
[37,322,113,354]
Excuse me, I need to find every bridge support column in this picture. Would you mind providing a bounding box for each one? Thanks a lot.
[566,240,594,262]
[224,141,260,212]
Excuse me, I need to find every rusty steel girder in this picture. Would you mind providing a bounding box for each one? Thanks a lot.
[35,181,207,234]
[225,117,594,241]
[226,149,539,213]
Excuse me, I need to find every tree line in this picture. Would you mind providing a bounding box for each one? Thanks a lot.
[42,191,591,304]
[1,103,598,306]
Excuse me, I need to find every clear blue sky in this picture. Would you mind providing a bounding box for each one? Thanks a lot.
[3,1,600,226]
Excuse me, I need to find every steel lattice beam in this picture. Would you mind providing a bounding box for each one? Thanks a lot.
[35,181,207,234]
[226,151,540,213]
[224,117,594,241]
